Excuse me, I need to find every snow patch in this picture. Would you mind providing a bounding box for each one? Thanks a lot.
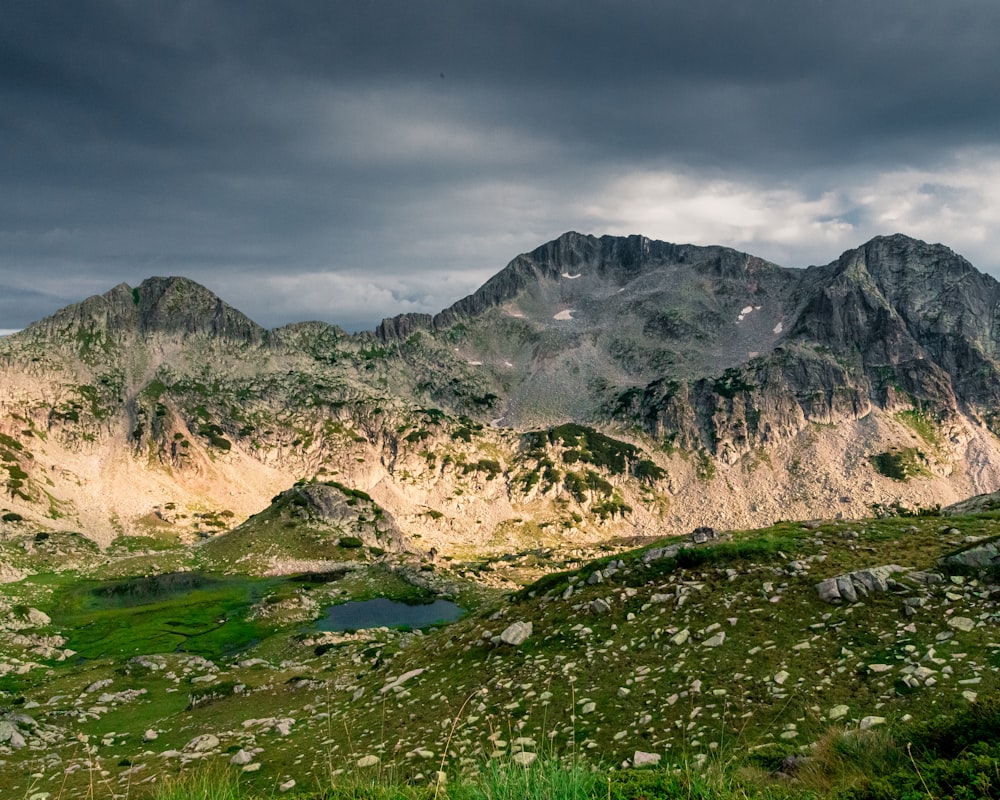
[503,360,513,368]
[467,361,483,366]
[561,272,582,279]
[553,309,575,321]
[736,305,754,323]
[773,321,784,334]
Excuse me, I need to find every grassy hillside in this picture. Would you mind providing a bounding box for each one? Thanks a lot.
[1,508,999,798]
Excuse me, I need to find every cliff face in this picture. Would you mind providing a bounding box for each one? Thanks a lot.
[3,233,1000,551]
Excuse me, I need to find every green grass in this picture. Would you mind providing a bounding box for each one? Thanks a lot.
[4,511,1000,800]
[47,573,280,660]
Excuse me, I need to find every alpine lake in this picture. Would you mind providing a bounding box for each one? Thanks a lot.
[43,569,466,663]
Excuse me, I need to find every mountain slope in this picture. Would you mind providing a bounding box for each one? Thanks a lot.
[3,233,1000,551]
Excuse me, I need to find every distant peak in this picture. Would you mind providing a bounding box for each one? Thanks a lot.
[21,275,267,346]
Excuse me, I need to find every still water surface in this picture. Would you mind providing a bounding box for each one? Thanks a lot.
[314,598,465,631]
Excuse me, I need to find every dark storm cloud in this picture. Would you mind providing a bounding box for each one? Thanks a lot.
[2,1,999,330]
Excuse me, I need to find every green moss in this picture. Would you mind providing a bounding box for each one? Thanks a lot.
[871,448,930,481]
[896,408,940,447]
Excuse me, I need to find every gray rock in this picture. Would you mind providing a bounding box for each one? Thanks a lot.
[836,576,858,604]
[633,751,661,768]
[185,734,220,752]
[230,749,254,766]
[500,621,532,646]
[941,541,1000,572]
[590,598,611,614]
[816,578,841,603]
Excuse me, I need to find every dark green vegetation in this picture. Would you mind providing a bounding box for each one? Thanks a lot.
[525,423,665,482]
[49,572,280,660]
[870,448,930,481]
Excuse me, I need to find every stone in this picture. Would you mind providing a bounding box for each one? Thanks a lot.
[185,734,219,752]
[773,670,789,685]
[828,704,850,720]
[590,598,611,614]
[836,576,858,604]
[816,578,841,603]
[25,608,51,627]
[670,629,690,646]
[947,617,976,632]
[143,729,158,742]
[500,621,532,646]
[380,668,426,694]
[357,755,380,768]
[279,779,296,792]
[859,716,886,730]
[702,632,726,648]
[231,749,254,766]
[633,751,661,768]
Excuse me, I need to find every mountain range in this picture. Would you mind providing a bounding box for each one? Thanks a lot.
[3,232,1000,559]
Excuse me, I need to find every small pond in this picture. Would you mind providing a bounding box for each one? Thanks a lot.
[314,598,465,632]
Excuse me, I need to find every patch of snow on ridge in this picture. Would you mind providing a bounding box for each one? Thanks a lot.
[553,309,575,320]
[561,272,582,279]
[736,306,754,323]
[773,321,784,334]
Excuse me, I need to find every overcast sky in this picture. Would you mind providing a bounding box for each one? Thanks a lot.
[3,1,1000,333]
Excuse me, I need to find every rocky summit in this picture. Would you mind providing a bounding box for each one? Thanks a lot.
[2,232,1000,798]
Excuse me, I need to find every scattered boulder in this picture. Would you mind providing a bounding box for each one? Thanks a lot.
[184,733,219,753]
[816,565,907,604]
[500,621,532,646]
[590,598,611,614]
[940,540,1000,573]
[633,751,661,768]
[690,526,717,544]
[380,668,426,694]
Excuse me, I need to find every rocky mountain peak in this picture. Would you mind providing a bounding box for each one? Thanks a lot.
[16,276,266,348]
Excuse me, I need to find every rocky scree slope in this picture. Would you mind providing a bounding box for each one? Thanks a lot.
[2,234,1000,549]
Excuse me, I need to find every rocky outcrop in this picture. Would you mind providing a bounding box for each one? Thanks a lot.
[816,565,909,604]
